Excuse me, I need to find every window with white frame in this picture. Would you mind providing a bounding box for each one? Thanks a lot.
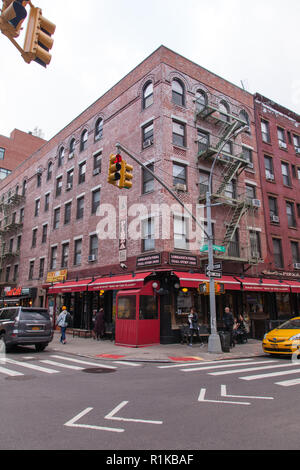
[174,215,189,250]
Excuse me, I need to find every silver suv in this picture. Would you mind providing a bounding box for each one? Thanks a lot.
[0,307,53,352]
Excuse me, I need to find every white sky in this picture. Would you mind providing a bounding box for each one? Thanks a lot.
[0,0,299,140]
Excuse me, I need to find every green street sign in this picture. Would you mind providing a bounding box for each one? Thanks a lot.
[200,244,208,252]
[200,244,226,253]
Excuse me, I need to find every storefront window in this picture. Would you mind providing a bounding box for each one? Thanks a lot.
[139,296,158,319]
[118,296,136,320]
[176,290,193,315]
[276,293,291,319]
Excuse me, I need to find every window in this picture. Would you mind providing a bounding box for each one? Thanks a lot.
[239,110,250,129]
[42,224,47,243]
[93,151,102,174]
[172,121,186,147]
[0,168,11,180]
[5,266,10,282]
[78,162,86,184]
[28,260,34,280]
[19,207,24,223]
[94,118,103,141]
[142,218,155,252]
[117,296,136,320]
[264,155,274,180]
[58,147,64,167]
[228,229,240,258]
[64,202,72,224]
[291,242,299,264]
[74,239,82,265]
[286,201,296,227]
[172,79,185,106]
[44,193,50,212]
[142,163,154,194]
[245,184,256,201]
[47,161,53,180]
[197,129,209,153]
[22,179,27,196]
[37,172,42,187]
[69,138,75,157]
[80,130,88,151]
[66,168,74,189]
[222,140,232,155]
[224,180,236,200]
[139,295,158,320]
[277,127,286,148]
[53,207,60,229]
[17,235,21,251]
[281,162,291,186]
[174,216,189,250]
[50,246,57,270]
[32,228,37,248]
[38,258,45,279]
[249,231,261,258]
[91,188,101,214]
[143,82,153,109]
[9,238,13,253]
[173,162,186,187]
[142,122,154,148]
[13,264,18,282]
[219,101,230,122]
[0,147,5,160]
[61,243,69,268]
[89,234,98,259]
[293,134,300,152]
[261,119,270,143]
[56,176,63,197]
[195,90,207,112]
[34,199,40,217]
[268,197,278,220]
[273,238,283,268]
[242,147,253,166]
[76,196,84,219]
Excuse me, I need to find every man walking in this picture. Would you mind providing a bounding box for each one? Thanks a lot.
[223,306,235,348]
[57,306,71,344]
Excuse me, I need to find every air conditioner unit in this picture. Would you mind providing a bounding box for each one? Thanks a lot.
[265,171,274,181]
[252,199,261,208]
[294,263,300,270]
[88,254,97,262]
[279,141,287,149]
[271,215,280,223]
[93,168,100,175]
[143,139,153,149]
[68,152,75,159]
[66,183,73,190]
[247,162,254,169]
[175,183,187,192]
[295,147,300,155]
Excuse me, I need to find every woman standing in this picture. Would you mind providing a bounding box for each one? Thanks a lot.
[94,308,105,340]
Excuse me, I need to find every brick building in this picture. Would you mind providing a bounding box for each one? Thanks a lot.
[0,46,298,343]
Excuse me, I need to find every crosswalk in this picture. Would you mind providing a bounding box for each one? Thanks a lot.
[0,354,142,378]
[158,358,300,388]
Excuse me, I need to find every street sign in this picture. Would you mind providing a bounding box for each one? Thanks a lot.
[205,262,222,272]
[200,244,226,253]
[200,244,208,252]
[206,271,222,278]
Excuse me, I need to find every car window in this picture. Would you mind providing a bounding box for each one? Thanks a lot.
[20,309,50,321]
[277,319,300,330]
[0,309,18,321]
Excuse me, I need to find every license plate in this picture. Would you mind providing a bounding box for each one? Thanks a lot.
[32,326,42,331]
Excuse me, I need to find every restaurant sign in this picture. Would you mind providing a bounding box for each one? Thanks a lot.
[169,253,198,267]
[46,270,68,283]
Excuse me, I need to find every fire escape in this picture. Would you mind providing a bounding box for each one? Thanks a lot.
[195,95,261,264]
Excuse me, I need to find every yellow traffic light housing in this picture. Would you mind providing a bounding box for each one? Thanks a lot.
[23,5,56,67]
[107,153,122,187]
[215,282,225,295]
[0,0,29,39]
[198,282,210,294]
[119,160,133,189]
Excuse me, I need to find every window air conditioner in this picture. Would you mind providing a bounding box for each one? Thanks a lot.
[66,183,73,190]
[271,215,280,223]
[174,183,187,192]
[279,141,287,149]
[68,152,75,160]
[294,263,300,270]
[252,199,261,208]
[88,254,97,262]
[295,147,300,155]
[265,171,274,181]
[143,139,153,149]
[93,168,100,175]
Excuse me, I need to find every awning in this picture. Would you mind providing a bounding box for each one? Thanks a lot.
[174,272,241,290]
[236,277,291,293]
[88,272,152,291]
[285,281,300,293]
[48,278,92,294]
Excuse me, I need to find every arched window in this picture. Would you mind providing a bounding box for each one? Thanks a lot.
[195,90,207,112]
[22,179,27,196]
[142,82,153,109]
[58,147,64,167]
[239,110,250,131]
[95,118,103,141]
[69,138,75,156]
[80,129,88,152]
[219,100,230,122]
[47,161,53,181]
[172,79,185,106]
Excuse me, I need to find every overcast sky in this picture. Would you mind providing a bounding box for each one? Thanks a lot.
[0,0,299,140]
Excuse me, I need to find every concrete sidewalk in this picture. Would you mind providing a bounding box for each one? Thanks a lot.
[50,330,265,363]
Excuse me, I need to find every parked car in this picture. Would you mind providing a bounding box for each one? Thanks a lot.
[0,307,53,352]
[262,317,300,356]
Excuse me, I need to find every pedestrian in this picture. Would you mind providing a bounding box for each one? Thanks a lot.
[223,306,235,348]
[57,306,71,344]
[91,309,97,340]
[94,308,105,340]
[188,307,201,346]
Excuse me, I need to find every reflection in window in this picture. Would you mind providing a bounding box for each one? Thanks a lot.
[118,296,136,320]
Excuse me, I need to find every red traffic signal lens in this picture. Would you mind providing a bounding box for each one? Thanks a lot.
[114,154,122,163]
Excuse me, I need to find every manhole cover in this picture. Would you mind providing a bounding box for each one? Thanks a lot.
[82,367,116,374]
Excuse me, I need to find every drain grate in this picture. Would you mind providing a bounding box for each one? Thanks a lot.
[82,367,116,374]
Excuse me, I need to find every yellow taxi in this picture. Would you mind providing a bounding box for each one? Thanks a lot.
[263,317,300,355]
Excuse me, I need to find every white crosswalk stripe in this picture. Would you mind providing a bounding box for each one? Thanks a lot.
[210,362,300,376]
[158,358,254,369]
[275,377,300,387]
[3,358,60,374]
[182,360,275,373]
[50,355,117,369]
[241,367,300,381]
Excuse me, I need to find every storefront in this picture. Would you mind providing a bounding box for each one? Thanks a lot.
[0,286,37,307]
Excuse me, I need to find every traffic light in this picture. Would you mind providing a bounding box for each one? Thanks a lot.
[198,282,209,294]
[215,282,225,295]
[0,0,29,39]
[107,153,122,187]
[23,5,56,67]
[119,160,133,189]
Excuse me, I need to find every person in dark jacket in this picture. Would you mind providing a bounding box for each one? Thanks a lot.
[188,307,201,346]
[223,306,235,347]
[94,308,105,340]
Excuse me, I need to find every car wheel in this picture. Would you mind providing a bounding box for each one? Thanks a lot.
[35,343,47,352]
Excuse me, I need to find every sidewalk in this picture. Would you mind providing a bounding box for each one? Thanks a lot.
[50,331,265,363]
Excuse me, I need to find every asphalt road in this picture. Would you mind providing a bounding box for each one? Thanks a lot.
[1,346,300,451]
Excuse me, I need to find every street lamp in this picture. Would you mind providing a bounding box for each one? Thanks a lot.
[207,124,249,353]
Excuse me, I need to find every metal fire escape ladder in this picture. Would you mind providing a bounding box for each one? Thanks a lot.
[222,202,248,247]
